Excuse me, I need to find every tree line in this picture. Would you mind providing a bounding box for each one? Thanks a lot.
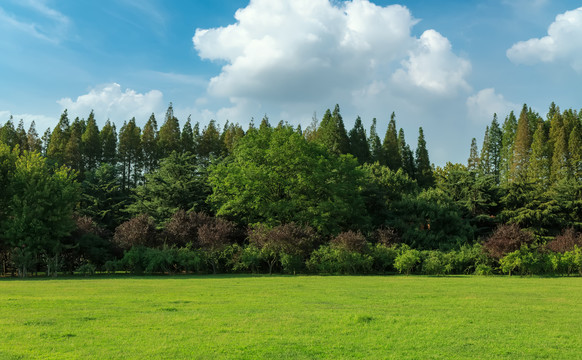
[0,102,580,277]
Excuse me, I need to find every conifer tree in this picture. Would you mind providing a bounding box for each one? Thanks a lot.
[100,120,117,166]
[222,121,245,155]
[415,127,434,188]
[398,128,415,177]
[141,113,159,174]
[15,120,27,152]
[383,112,401,170]
[259,115,271,131]
[0,116,17,149]
[316,105,350,155]
[118,118,142,190]
[499,111,517,184]
[467,138,479,172]
[192,121,201,155]
[550,113,569,183]
[569,120,582,181]
[82,111,101,172]
[348,116,370,164]
[488,115,503,184]
[368,118,383,163]
[510,104,532,181]
[181,115,195,155]
[158,103,181,158]
[198,120,223,159]
[47,110,71,165]
[528,120,551,186]
[479,126,490,175]
[65,117,84,173]
[26,121,42,153]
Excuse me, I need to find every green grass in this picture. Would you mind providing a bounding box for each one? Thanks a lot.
[1,275,581,359]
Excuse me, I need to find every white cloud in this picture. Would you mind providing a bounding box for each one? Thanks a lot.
[0,110,56,132]
[466,88,518,124]
[507,7,582,72]
[57,83,164,124]
[0,0,70,43]
[392,29,471,96]
[193,0,469,108]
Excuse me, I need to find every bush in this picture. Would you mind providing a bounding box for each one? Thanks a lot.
[306,245,373,275]
[76,263,96,276]
[483,224,533,260]
[374,227,400,247]
[474,263,493,275]
[104,260,118,274]
[546,228,582,253]
[370,243,398,273]
[331,231,367,253]
[233,245,262,273]
[422,251,446,275]
[114,214,158,250]
[394,247,421,275]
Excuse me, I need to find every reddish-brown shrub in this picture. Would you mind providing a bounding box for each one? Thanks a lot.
[546,228,582,253]
[482,223,533,259]
[248,222,317,255]
[375,227,400,246]
[197,217,237,251]
[331,231,367,253]
[113,214,158,249]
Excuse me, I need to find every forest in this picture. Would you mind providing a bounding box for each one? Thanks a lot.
[0,102,581,277]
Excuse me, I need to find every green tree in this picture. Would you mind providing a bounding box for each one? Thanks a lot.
[82,111,102,172]
[479,126,490,175]
[1,151,79,276]
[26,121,42,153]
[368,118,383,163]
[47,110,71,165]
[467,138,479,172]
[550,113,570,183]
[488,114,503,184]
[15,119,27,152]
[65,117,85,174]
[528,120,551,186]
[0,116,18,149]
[181,115,195,154]
[316,105,350,155]
[198,120,223,159]
[100,120,117,166]
[415,127,434,188]
[222,121,245,155]
[118,118,142,191]
[569,120,582,181]
[398,128,415,178]
[499,111,517,184]
[348,116,370,164]
[141,113,159,175]
[382,112,401,170]
[127,152,211,225]
[158,103,181,158]
[208,124,369,236]
[510,104,532,182]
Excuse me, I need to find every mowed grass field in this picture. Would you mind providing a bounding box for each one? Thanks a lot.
[1,276,581,359]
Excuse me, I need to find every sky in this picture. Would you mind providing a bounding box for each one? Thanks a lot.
[1,0,581,165]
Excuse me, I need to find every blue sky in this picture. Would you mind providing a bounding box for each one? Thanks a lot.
[1,0,581,165]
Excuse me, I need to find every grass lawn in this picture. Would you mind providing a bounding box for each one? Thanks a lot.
[1,275,581,359]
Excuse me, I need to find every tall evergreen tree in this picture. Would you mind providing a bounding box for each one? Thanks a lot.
[499,111,517,184]
[479,126,491,175]
[26,121,42,153]
[415,127,434,188]
[398,128,415,178]
[0,117,18,149]
[47,110,71,165]
[550,113,569,183]
[222,121,245,155]
[15,120,27,152]
[569,120,582,181]
[348,116,370,164]
[158,103,181,157]
[65,117,84,173]
[368,118,383,163]
[141,113,159,174]
[100,120,117,166]
[316,105,350,155]
[118,118,142,190]
[467,138,479,172]
[198,120,223,159]
[181,115,195,155]
[82,111,101,172]
[510,104,532,181]
[528,120,551,186]
[383,112,401,170]
[488,115,503,184]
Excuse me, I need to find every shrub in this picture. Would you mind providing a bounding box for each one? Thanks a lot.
[104,260,118,274]
[114,214,158,250]
[422,251,446,275]
[546,228,582,253]
[76,263,96,276]
[306,245,372,275]
[370,243,398,273]
[233,245,262,273]
[374,227,400,247]
[474,263,493,276]
[198,217,237,274]
[331,231,367,253]
[483,224,533,260]
[394,247,421,275]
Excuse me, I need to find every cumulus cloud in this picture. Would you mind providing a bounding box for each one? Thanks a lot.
[193,0,469,107]
[392,30,471,96]
[466,88,518,124]
[507,7,582,72]
[58,83,164,124]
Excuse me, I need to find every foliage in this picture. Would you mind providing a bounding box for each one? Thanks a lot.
[483,223,534,259]
[113,214,158,250]
[393,247,421,275]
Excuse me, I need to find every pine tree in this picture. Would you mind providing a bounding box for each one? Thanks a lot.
[550,113,569,183]
[510,104,532,181]
[368,118,383,163]
[47,110,70,165]
[316,105,350,155]
[467,138,479,172]
[198,120,223,159]
[398,128,416,177]
[569,120,582,181]
[222,121,245,155]
[0,116,18,149]
[82,111,101,172]
[479,126,491,175]
[415,127,434,188]
[383,112,401,170]
[100,120,117,166]
[488,115,503,184]
[118,118,142,190]
[15,119,27,152]
[181,115,195,155]
[348,116,370,164]
[26,121,42,153]
[499,111,517,184]
[141,113,159,174]
[528,120,551,186]
[65,117,84,173]
[158,103,181,158]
